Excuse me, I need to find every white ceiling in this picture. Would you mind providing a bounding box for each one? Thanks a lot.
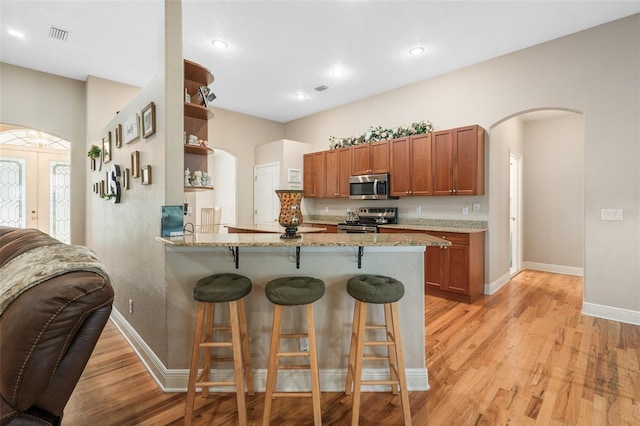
[1,1,639,123]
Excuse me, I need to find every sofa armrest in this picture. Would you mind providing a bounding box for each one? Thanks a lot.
[0,271,113,417]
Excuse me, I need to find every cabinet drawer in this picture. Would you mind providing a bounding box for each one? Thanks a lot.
[425,231,469,245]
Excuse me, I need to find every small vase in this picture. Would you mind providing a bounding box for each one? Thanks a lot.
[276,189,304,239]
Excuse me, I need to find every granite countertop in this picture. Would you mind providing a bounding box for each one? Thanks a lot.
[225,224,326,233]
[157,232,450,248]
[305,217,487,234]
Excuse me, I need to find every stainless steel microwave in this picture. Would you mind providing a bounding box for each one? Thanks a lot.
[349,173,395,200]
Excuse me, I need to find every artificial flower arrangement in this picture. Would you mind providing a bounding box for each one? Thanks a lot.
[328,120,434,149]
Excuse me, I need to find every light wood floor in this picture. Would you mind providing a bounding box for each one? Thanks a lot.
[64,270,640,425]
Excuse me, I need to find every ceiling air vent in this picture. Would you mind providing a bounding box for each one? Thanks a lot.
[314,85,329,92]
[49,26,69,42]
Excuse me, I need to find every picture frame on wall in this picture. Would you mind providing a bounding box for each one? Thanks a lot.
[141,102,156,138]
[102,132,112,164]
[115,124,122,148]
[123,168,130,189]
[141,165,152,185]
[288,168,302,183]
[131,151,140,178]
[123,114,140,144]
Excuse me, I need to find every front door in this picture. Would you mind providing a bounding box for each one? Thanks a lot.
[0,137,71,242]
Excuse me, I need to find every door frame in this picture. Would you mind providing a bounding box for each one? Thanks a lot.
[509,151,523,276]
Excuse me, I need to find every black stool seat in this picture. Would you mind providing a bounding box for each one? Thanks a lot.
[265,276,325,306]
[193,273,252,303]
[347,274,405,304]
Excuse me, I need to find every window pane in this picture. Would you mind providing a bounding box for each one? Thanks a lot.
[0,157,26,228]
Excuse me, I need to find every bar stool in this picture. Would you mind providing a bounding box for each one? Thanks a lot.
[345,274,412,426]
[184,273,255,425]
[262,276,325,426]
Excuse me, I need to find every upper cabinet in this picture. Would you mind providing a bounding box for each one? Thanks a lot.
[433,125,485,196]
[184,60,214,191]
[351,140,389,175]
[302,124,484,198]
[325,147,352,198]
[390,134,433,197]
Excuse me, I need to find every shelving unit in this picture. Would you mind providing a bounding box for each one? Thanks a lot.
[184,59,214,192]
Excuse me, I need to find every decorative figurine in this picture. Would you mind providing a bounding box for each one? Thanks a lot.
[193,170,202,186]
[184,168,191,186]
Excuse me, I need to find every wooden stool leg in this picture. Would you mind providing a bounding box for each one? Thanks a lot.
[384,303,400,395]
[237,298,255,395]
[202,303,215,398]
[350,301,367,426]
[229,301,248,426]
[306,304,322,426]
[185,302,206,425]
[262,304,283,426]
[345,299,361,395]
[390,302,412,426]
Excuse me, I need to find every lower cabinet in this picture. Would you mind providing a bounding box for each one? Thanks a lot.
[380,228,485,303]
[308,223,338,233]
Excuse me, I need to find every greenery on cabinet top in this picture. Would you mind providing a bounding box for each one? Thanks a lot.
[329,120,433,149]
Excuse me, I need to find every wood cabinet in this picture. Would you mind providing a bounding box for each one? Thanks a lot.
[389,134,432,197]
[307,223,338,233]
[379,228,485,303]
[432,125,485,196]
[303,152,326,198]
[184,60,214,191]
[351,140,389,175]
[325,147,352,198]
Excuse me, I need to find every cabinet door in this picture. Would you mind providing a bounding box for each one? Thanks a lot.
[370,140,390,174]
[303,153,315,198]
[444,244,470,294]
[351,144,371,175]
[453,125,484,195]
[325,150,339,197]
[390,137,411,196]
[432,130,454,195]
[337,148,352,197]
[424,246,445,291]
[410,134,433,196]
[313,151,327,198]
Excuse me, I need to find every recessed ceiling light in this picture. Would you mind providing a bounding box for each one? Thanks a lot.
[293,92,307,100]
[408,46,425,56]
[211,39,229,50]
[330,67,347,78]
[8,29,24,39]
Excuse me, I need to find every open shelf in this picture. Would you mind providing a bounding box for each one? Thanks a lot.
[184,144,214,156]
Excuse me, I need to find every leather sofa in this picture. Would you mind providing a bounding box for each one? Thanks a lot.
[0,227,114,425]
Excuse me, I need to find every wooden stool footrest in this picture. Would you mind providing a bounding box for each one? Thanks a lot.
[277,351,310,357]
[200,341,233,348]
[364,341,394,347]
[361,379,400,386]
[196,380,236,387]
[280,333,308,339]
[272,392,313,398]
[277,364,311,370]
[363,355,392,361]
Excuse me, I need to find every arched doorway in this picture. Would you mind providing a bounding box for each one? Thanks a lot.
[0,126,71,242]
[491,109,584,283]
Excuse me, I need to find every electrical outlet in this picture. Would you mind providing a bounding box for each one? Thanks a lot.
[416,205,422,214]
[462,206,469,216]
[299,337,309,352]
[324,206,329,213]
[473,202,480,213]
[128,299,133,314]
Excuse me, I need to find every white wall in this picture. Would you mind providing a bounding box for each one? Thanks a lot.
[284,15,640,317]
[523,114,584,270]
[0,63,86,243]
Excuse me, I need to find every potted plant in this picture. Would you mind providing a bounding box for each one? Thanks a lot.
[88,145,101,171]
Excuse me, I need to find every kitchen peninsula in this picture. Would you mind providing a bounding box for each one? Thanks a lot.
[157,232,448,391]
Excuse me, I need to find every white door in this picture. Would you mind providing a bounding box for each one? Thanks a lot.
[0,145,71,242]
[509,152,522,276]
[254,163,280,225]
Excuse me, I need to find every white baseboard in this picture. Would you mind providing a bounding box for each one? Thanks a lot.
[522,261,583,276]
[485,271,511,295]
[109,309,430,392]
[582,302,640,326]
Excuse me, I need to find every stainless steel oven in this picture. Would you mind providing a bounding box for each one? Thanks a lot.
[336,207,398,233]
